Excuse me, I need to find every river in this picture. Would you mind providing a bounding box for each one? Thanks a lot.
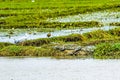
[0,57,120,80]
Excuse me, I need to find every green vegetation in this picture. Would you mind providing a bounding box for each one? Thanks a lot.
[0,0,120,58]
[0,42,14,49]
[94,43,120,59]
[0,21,102,29]
[83,30,112,39]
[0,0,120,28]
[0,45,60,56]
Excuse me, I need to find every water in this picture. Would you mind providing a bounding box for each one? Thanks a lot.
[0,26,117,43]
[0,57,120,80]
[48,11,120,25]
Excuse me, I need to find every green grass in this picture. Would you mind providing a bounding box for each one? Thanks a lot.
[0,0,120,28]
[94,43,120,59]
[0,21,102,29]
[0,45,61,56]
[0,0,120,8]
[0,42,14,49]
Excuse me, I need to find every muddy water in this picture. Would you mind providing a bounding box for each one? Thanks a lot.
[0,26,117,43]
[0,57,120,80]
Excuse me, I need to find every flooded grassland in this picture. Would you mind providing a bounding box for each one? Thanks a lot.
[0,0,120,58]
